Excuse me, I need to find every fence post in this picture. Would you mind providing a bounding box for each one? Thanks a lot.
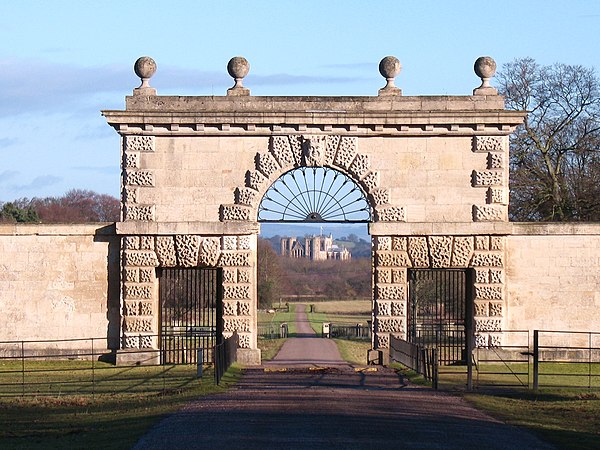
[467,332,473,391]
[197,348,203,378]
[432,348,438,390]
[533,330,539,392]
[21,340,25,397]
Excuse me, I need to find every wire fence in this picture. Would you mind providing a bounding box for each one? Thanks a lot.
[0,335,229,397]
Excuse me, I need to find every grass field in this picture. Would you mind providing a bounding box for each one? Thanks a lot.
[0,364,241,449]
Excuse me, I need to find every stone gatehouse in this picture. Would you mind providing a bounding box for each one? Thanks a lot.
[1,55,600,363]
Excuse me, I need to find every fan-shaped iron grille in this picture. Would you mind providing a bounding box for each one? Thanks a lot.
[257,167,371,222]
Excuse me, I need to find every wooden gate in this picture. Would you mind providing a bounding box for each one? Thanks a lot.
[408,269,473,366]
[159,268,222,364]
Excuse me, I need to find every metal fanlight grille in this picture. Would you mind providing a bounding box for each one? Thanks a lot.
[258,167,371,222]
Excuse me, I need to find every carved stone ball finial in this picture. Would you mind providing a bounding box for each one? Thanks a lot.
[378,56,402,96]
[473,56,498,96]
[227,56,250,96]
[133,56,157,95]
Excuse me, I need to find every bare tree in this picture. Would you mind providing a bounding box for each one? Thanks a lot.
[497,58,600,221]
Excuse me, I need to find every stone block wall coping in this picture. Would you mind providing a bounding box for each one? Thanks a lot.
[115,221,259,236]
[510,222,600,235]
[0,223,115,236]
[122,95,507,112]
[369,222,513,236]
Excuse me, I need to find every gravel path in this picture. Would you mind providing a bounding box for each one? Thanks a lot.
[133,306,554,449]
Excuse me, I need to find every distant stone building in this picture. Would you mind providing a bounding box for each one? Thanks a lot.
[280,235,351,261]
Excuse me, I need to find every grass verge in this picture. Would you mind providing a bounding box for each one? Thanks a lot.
[333,339,371,365]
[0,364,241,450]
[463,389,600,450]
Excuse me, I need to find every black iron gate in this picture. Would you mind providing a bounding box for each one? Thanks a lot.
[159,268,222,364]
[408,269,473,366]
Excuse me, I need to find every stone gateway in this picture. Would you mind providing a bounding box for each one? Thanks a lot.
[2,55,600,363]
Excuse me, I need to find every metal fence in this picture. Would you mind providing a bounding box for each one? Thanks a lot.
[257,323,289,339]
[0,335,227,397]
[329,323,371,340]
[390,329,600,391]
[389,335,438,388]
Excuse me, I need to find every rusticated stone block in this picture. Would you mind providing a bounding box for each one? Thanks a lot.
[223,285,250,299]
[126,135,155,152]
[375,206,406,222]
[376,284,406,301]
[325,135,341,164]
[237,269,251,283]
[487,152,504,169]
[376,236,392,251]
[391,269,406,284]
[392,237,407,251]
[472,136,503,153]
[223,268,236,283]
[408,237,429,267]
[333,136,358,170]
[123,335,139,349]
[489,334,502,347]
[475,285,503,300]
[371,189,390,206]
[472,170,502,187]
[349,154,371,179]
[376,333,389,349]
[237,301,251,316]
[199,237,220,267]
[124,301,139,316]
[451,237,474,267]
[139,268,154,283]
[475,236,489,251]
[221,204,251,221]
[362,171,380,192]
[236,187,257,207]
[124,268,139,283]
[475,269,489,284]
[270,135,295,167]
[391,301,405,316]
[471,253,504,267]
[238,333,251,349]
[222,236,237,251]
[247,170,268,191]
[124,284,152,299]
[125,205,155,221]
[126,170,155,187]
[376,318,403,333]
[489,302,503,316]
[140,236,154,250]
[124,236,140,251]
[473,205,506,222]
[125,152,139,169]
[257,152,280,178]
[377,268,391,284]
[475,318,502,332]
[376,300,391,316]
[474,334,487,348]
[429,236,452,268]
[223,317,251,332]
[155,236,177,267]
[238,236,251,250]
[124,250,158,267]
[376,251,411,267]
[124,317,153,333]
[219,251,251,267]
[140,301,153,316]
[474,302,488,316]
[223,301,236,316]
[139,335,154,349]
[489,269,503,284]
[490,236,504,251]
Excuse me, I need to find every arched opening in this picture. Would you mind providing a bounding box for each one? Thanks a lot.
[256,166,373,368]
[257,166,371,223]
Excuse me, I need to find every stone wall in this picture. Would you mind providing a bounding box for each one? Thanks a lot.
[506,224,600,334]
[0,224,120,352]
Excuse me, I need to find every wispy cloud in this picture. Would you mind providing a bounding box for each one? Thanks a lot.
[11,175,62,193]
[0,58,371,118]
[0,137,17,148]
[0,170,19,184]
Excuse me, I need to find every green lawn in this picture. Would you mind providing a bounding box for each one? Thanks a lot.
[0,364,241,449]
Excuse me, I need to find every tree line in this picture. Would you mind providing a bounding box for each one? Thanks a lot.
[0,189,120,223]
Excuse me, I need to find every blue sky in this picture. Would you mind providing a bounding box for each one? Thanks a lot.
[0,0,599,203]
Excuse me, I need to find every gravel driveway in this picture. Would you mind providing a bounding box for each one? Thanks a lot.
[133,306,553,449]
